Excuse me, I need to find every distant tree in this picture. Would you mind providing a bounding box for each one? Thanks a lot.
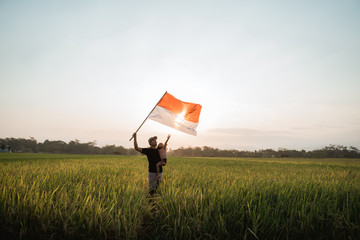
[39,140,67,153]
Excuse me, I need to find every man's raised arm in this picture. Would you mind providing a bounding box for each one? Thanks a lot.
[132,133,142,153]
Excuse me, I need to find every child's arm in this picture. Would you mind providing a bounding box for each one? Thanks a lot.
[164,134,171,149]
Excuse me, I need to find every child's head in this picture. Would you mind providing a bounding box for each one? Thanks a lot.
[158,143,164,149]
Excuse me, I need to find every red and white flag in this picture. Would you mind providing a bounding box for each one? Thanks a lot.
[148,92,202,135]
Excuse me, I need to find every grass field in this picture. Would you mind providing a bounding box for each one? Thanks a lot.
[0,153,359,239]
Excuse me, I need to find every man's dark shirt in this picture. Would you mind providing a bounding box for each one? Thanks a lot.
[141,148,162,173]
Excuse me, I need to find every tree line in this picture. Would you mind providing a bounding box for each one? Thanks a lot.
[168,145,360,158]
[1,137,359,158]
[0,137,139,155]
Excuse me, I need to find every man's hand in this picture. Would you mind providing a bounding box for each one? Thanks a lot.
[133,133,142,152]
[167,134,171,139]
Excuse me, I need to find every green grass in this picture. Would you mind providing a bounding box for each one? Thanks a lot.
[0,153,359,239]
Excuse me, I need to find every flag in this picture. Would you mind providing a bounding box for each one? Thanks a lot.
[148,92,202,135]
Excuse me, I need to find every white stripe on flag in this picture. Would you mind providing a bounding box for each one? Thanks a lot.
[148,106,199,135]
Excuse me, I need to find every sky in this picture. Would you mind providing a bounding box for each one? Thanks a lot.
[1,0,359,151]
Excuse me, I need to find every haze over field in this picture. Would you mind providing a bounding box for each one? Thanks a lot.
[1,0,359,150]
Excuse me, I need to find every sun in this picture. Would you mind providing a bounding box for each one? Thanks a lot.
[175,111,186,125]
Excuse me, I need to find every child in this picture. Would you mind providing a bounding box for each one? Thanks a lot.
[156,134,170,180]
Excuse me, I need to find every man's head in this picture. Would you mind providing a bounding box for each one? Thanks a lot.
[158,143,164,149]
[148,136,157,148]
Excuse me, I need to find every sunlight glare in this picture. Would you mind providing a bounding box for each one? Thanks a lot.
[175,111,186,125]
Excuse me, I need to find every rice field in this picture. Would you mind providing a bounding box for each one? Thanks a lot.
[0,153,359,239]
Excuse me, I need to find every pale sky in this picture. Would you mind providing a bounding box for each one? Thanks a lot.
[1,0,359,151]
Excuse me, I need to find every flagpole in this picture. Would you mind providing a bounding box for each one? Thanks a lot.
[129,91,168,141]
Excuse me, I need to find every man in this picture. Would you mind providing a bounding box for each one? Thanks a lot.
[132,132,163,196]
